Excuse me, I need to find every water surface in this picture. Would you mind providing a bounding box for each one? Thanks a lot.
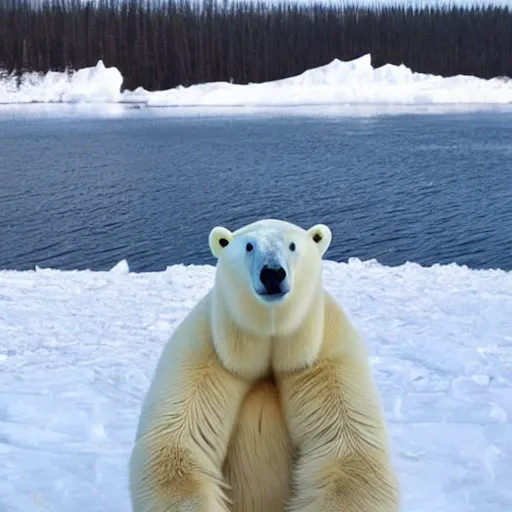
[1,104,511,271]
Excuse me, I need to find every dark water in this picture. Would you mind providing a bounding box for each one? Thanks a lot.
[1,105,512,272]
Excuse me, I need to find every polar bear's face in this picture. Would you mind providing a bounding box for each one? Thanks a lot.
[209,219,331,329]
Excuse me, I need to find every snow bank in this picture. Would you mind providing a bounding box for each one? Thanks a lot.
[0,258,511,511]
[0,60,123,104]
[1,54,512,106]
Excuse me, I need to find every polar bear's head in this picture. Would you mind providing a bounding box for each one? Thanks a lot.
[209,219,331,334]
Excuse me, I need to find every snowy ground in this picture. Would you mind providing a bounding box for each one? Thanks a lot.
[0,258,511,511]
[3,54,512,106]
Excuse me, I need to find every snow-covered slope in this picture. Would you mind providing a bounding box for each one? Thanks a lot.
[0,60,123,104]
[2,54,512,106]
[0,258,511,511]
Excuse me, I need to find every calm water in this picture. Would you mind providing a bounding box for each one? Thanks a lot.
[1,105,511,272]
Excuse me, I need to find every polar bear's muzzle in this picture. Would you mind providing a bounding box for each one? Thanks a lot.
[256,263,290,302]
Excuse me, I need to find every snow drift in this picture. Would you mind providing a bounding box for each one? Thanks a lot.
[1,54,512,106]
[0,258,511,511]
[0,60,123,104]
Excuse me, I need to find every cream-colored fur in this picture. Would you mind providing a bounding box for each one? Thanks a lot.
[129,219,400,512]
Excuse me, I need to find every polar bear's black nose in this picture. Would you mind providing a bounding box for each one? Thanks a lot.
[260,265,287,294]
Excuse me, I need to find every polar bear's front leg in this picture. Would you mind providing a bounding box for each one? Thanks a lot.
[279,335,400,512]
[129,300,251,512]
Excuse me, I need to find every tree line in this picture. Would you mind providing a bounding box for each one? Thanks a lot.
[1,0,511,92]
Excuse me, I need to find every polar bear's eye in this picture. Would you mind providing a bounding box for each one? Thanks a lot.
[289,242,296,251]
[246,243,253,252]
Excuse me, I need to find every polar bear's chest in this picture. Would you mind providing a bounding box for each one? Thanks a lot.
[222,378,292,512]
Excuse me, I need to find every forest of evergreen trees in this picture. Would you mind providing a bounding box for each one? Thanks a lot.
[0,0,511,92]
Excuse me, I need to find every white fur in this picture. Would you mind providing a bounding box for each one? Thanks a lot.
[129,219,400,512]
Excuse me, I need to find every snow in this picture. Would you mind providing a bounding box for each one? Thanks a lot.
[0,258,511,511]
[2,54,512,107]
[0,60,123,105]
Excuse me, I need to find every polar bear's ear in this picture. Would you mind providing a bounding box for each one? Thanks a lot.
[307,224,332,257]
[209,226,233,258]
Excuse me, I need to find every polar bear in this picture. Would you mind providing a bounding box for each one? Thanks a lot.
[129,219,399,512]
